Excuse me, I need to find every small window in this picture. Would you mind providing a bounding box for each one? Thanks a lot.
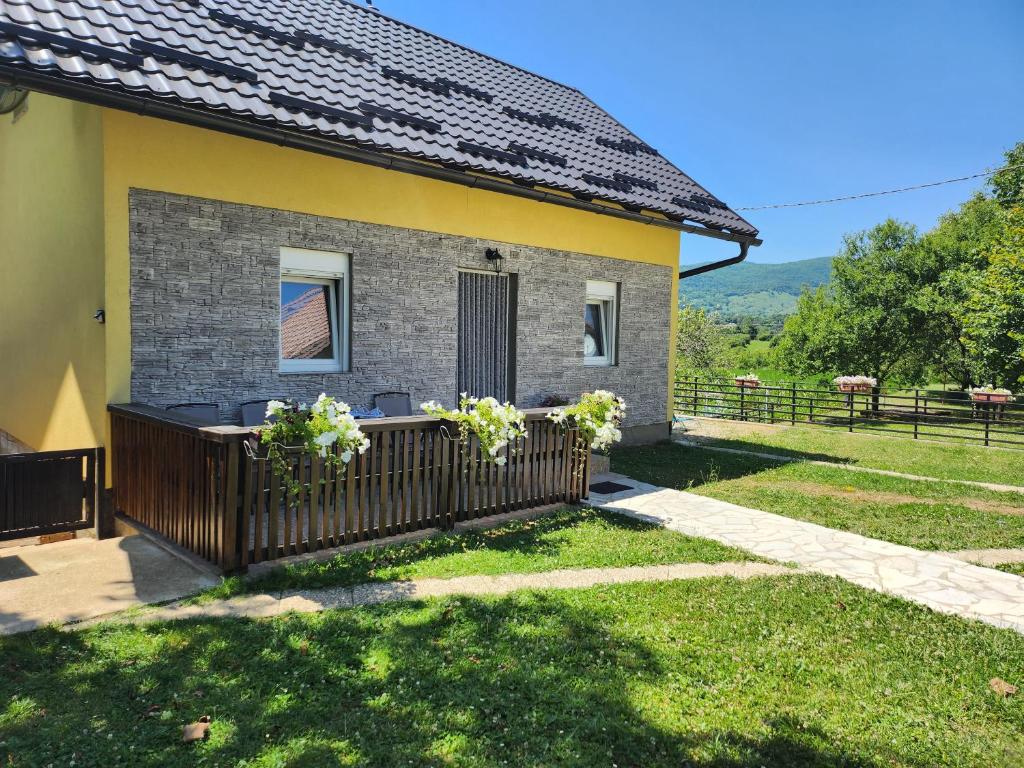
[584,280,617,366]
[280,247,349,373]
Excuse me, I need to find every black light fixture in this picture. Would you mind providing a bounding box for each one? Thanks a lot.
[484,247,503,274]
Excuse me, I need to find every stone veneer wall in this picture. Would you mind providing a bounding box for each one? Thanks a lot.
[128,190,673,430]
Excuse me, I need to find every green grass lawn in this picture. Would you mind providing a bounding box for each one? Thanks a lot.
[201,507,758,601]
[997,563,1024,577]
[2,576,1022,767]
[613,442,1024,551]
[675,417,1024,487]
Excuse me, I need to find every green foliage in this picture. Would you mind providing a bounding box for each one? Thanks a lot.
[991,142,1024,208]
[773,141,1024,391]
[547,390,625,451]
[675,306,729,376]
[421,395,527,466]
[679,256,833,320]
[915,195,1006,388]
[259,396,370,501]
[962,206,1024,388]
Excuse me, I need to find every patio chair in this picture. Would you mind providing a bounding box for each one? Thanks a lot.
[373,391,412,417]
[166,402,220,425]
[240,398,286,427]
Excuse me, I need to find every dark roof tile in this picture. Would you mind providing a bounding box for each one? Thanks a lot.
[0,0,757,236]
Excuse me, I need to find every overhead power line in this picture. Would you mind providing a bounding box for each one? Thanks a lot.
[735,163,1024,211]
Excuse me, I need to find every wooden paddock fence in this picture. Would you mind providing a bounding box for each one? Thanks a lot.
[109,404,590,571]
[676,377,1024,449]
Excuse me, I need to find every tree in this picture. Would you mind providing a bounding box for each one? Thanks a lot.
[771,286,841,378]
[776,219,929,395]
[675,306,729,377]
[962,206,1024,388]
[991,141,1024,209]
[914,195,1005,388]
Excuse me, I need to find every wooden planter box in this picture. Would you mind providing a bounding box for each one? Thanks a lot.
[734,379,761,389]
[970,392,1011,403]
[837,383,873,393]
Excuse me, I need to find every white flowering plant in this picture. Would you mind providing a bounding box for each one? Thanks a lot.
[969,386,1014,401]
[256,395,370,500]
[547,390,626,452]
[833,375,877,390]
[421,394,527,466]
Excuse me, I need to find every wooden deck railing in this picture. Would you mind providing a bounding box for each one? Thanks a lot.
[109,404,589,571]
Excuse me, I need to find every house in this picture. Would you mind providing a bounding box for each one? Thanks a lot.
[0,0,760,459]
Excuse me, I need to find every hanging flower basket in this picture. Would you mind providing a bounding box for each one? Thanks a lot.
[834,376,876,394]
[546,390,625,452]
[969,387,1013,404]
[734,374,761,389]
[422,395,528,466]
[833,376,876,393]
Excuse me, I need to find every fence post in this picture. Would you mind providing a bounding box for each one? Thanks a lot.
[848,393,854,432]
[692,379,698,416]
[220,439,241,571]
[984,404,991,447]
[790,382,796,425]
[913,389,919,440]
[739,385,746,421]
[808,393,813,423]
[92,448,111,539]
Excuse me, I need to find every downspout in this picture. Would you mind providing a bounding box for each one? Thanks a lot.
[678,241,750,279]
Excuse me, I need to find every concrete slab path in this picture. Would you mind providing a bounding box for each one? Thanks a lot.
[79,561,793,629]
[589,473,1024,634]
[0,536,219,635]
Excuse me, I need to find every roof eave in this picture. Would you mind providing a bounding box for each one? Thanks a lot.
[0,67,761,247]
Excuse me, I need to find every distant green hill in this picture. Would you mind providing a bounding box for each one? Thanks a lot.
[679,256,833,320]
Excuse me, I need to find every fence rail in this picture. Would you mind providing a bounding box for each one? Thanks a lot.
[109,404,589,571]
[0,447,103,540]
[675,378,1024,450]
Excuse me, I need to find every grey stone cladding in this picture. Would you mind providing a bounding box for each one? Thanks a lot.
[128,189,672,428]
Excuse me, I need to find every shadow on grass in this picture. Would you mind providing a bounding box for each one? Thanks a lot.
[680,432,856,465]
[220,508,674,597]
[0,591,914,767]
[612,441,805,490]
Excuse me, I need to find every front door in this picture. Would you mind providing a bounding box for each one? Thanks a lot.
[456,270,516,402]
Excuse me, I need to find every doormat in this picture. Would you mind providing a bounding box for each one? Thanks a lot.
[589,480,633,494]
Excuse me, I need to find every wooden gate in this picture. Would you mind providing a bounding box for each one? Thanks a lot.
[0,448,103,540]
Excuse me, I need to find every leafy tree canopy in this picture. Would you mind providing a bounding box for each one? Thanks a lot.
[776,219,928,386]
[676,307,729,376]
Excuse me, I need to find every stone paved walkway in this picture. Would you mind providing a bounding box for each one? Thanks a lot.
[672,438,1024,495]
[76,561,793,629]
[589,474,1024,634]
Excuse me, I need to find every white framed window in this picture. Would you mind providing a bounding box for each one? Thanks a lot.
[584,280,618,367]
[279,247,350,373]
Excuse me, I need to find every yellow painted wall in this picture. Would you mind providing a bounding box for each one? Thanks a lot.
[0,93,105,451]
[101,110,681,421]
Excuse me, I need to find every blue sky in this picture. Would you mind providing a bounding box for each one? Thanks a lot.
[378,0,1023,264]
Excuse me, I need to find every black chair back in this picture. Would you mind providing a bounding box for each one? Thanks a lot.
[166,403,220,425]
[373,392,412,417]
[240,399,287,427]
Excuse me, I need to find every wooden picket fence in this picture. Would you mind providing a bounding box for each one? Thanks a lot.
[109,404,589,571]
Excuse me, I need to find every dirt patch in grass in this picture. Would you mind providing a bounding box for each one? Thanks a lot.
[678,419,785,440]
[739,479,1024,516]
